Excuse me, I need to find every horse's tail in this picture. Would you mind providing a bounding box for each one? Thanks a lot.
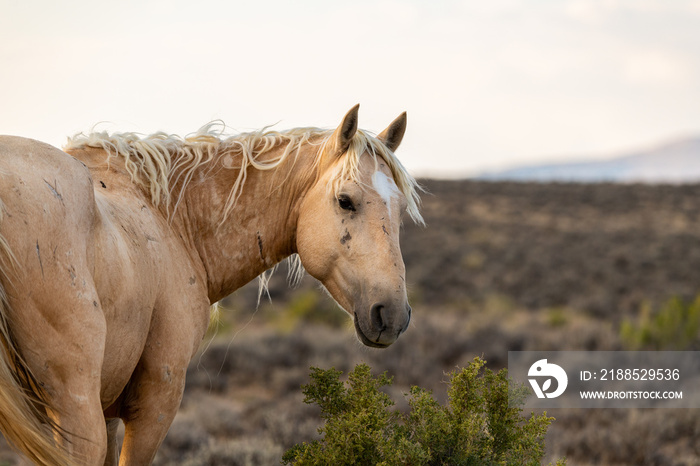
[0,206,75,465]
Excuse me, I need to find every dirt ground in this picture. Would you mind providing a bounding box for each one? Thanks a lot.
[2,179,700,465]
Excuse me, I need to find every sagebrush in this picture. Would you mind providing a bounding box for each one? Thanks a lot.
[283,357,564,465]
[620,296,700,350]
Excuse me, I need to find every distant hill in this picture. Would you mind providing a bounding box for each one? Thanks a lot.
[478,137,700,183]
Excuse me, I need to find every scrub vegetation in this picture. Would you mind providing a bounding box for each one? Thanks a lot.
[282,359,562,466]
[2,180,699,464]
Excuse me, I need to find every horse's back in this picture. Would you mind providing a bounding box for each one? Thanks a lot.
[0,135,90,175]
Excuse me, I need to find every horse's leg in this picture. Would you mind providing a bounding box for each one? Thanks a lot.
[104,419,121,466]
[13,297,109,465]
[6,227,110,465]
[117,345,192,464]
[42,301,108,465]
[117,289,210,465]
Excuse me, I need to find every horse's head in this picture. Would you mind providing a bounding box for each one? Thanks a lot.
[296,105,422,348]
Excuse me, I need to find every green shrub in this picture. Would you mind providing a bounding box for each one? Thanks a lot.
[620,296,700,350]
[283,357,564,466]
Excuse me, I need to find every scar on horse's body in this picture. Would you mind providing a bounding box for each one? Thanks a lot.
[0,105,422,465]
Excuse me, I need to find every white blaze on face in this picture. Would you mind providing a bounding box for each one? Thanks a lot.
[371,170,400,217]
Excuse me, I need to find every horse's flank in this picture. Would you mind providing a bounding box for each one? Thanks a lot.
[0,203,73,465]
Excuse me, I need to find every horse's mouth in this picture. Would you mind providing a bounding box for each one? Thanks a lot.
[353,312,390,349]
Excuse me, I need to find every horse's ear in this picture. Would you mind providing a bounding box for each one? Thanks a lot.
[377,112,407,152]
[327,104,360,156]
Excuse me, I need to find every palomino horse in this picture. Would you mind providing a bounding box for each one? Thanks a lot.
[0,105,423,465]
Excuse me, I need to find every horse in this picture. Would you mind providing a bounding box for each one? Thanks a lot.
[0,105,423,465]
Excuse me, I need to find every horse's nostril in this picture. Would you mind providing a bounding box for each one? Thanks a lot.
[370,303,386,332]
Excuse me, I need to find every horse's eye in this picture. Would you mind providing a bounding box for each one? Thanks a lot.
[337,195,356,212]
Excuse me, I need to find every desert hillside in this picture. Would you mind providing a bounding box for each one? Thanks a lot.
[403,179,700,318]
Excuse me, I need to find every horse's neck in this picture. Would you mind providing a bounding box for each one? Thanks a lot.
[173,148,309,303]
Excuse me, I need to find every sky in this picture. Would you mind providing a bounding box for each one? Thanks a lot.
[1,0,699,178]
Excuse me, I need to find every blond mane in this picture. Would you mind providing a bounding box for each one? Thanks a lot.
[64,122,423,225]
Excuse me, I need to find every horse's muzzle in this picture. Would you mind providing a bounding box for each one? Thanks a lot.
[353,303,411,348]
